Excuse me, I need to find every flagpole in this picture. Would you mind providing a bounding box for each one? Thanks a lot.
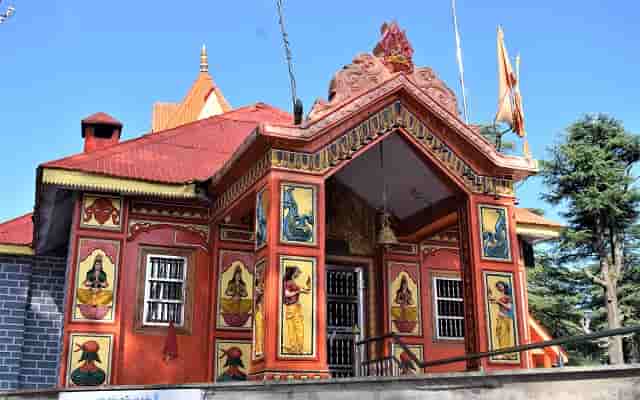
[451,0,469,124]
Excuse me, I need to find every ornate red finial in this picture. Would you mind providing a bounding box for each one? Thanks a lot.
[373,21,414,73]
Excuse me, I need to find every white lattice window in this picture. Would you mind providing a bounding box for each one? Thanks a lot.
[142,254,187,327]
[433,277,465,340]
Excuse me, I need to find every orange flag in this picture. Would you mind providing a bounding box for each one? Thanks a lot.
[495,26,528,153]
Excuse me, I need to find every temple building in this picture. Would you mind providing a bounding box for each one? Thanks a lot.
[0,22,566,389]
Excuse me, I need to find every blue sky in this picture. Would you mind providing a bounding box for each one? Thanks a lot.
[0,1,638,222]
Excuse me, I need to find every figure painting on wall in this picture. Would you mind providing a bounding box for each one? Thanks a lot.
[255,187,268,250]
[280,256,316,357]
[281,183,316,245]
[388,262,421,336]
[479,205,511,261]
[252,260,266,359]
[217,251,254,330]
[67,333,112,386]
[73,239,120,322]
[484,271,519,363]
[215,341,251,382]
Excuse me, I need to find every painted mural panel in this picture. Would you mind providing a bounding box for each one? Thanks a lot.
[80,194,123,231]
[388,262,422,336]
[479,205,512,262]
[66,333,113,386]
[392,343,424,375]
[72,238,120,322]
[280,183,316,246]
[279,255,316,358]
[255,186,269,250]
[217,250,254,330]
[252,259,266,360]
[215,340,251,382]
[484,271,520,363]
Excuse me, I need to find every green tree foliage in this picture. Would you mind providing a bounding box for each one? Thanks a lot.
[539,114,640,364]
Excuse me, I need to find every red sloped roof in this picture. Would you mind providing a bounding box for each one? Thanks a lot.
[42,103,292,184]
[515,208,563,228]
[0,213,33,246]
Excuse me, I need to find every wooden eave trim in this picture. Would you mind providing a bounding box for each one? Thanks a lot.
[41,168,197,199]
[0,244,34,255]
[260,75,538,175]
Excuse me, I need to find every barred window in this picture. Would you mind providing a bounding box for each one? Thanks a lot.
[142,255,187,326]
[433,277,465,339]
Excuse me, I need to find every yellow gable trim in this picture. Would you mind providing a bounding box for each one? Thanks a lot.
[516,223,562,240]
[42,168,197,199]
[0,244,34,255]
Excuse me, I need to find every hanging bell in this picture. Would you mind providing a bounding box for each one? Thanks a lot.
[377,212,399,245]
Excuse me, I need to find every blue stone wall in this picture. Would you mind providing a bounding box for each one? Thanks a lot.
[0,255,67,390]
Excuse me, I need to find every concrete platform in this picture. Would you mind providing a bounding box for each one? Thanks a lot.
[1,365,639,400]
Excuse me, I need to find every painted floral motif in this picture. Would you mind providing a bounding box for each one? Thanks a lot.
[280,184,315,245]
[479,205,511,261]
[82,195,122,229]
[485,272,519,363]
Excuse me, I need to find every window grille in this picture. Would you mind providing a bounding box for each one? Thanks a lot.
[433,277,465,339]
[142,255,187,326]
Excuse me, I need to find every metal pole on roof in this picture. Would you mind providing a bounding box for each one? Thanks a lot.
[451,0,470,123]
[276,0,298,111]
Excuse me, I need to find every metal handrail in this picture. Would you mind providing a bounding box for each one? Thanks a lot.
[421,325,640,368]
[353,325,640,376]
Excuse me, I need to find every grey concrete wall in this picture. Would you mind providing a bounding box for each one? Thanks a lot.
[1,365,639,400]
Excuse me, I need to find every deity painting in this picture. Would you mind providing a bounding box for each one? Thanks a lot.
[392,344,423,375]
[280,183,316,245]
[215,341,251,382]
[255,187,269,250]
[66,333,112,386]
[484,272,520,363]
[279,256,316,357]
[217,250,254,330]
[388,262,421,336]
[252,259,266,360]
[80,194,123,231]
[479,205,512,262]
[72,239,120,322]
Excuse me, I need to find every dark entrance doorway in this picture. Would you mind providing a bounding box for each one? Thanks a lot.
[326,264,364,378]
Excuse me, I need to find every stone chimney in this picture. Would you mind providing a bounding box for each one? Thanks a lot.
[81,112,122,153]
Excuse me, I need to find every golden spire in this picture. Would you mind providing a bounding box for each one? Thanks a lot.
[200,44,208,73]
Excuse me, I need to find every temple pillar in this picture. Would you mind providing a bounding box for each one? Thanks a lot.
[249,170,329,380]
[460,194,528,371]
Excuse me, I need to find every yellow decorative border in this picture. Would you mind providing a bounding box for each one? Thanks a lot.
[0,244,34,255]
[42,168,197,199]
[516,223,561,240]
